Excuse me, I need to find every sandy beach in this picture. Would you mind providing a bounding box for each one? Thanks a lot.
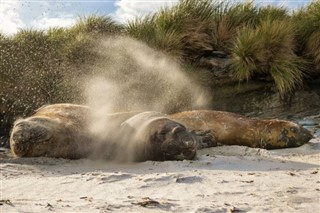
[1,138,319,213]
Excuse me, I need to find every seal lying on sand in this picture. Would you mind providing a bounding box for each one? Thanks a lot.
[106,112,197,161]
[10,104,140,159]
[169,110,313,149]
[10,104,197,161]
[10,104,93,159]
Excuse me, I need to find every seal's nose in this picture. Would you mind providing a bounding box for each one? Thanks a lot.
[183,140,195,148]
[300,127,313,144]
[181,139,197,160]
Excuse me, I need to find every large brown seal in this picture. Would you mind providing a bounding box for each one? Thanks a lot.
[106,111,197,161]
[10,104,139,159]
[169,110,313,149]
[10,104,94,159]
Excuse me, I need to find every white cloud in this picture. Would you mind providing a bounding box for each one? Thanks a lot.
[0,1,77,35]
[113,0,178,23]
[0,1,25,35]
[31,15,76,30]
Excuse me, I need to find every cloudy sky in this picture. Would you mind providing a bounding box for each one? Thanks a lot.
[0,0,312,35]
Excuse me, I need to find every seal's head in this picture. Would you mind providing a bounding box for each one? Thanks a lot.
[10,116,56,157]
[123,117,198,161]
[259,120,313,149]
[119,112,197,161]
[146,118,197,160]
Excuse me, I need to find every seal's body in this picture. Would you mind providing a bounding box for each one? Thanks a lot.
[169,110,313,149]
[10,104,93,159]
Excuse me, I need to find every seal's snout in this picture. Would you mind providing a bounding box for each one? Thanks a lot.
[12,128,31,144]
[12,122,32,143]
[178,133,197,160]
[10,119,52,157]
[10,123,33,157]
[161,125,197,160]
[278,125,314,148]
[300,127,313,144]
[171,125,197,149]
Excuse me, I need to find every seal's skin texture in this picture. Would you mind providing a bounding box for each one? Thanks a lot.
[113,112,197,162]
[169,110,313,149]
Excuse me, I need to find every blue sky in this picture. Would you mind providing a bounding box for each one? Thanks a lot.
[0,0,313,35]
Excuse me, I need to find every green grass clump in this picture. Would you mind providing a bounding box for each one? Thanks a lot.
[208,2,257,53]
[127,0,258,61]
[294,1,320,73]
[255,5,288,23]
[126,1,292,64]
[231,19,304,94]
[306,31,320,72]
[72,15,123,35]
[127,13,183,58]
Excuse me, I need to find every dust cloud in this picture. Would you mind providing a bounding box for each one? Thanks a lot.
[81,36,210,160]
[84,36,209,113]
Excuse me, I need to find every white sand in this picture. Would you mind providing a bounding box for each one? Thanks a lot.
[1,138,319,213]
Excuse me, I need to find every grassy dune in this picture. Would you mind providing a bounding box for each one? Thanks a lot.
[0,0,319,138]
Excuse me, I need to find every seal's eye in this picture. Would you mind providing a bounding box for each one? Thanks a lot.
[290,127,298,134]
[159,130,167,135]
[157,130,167,140]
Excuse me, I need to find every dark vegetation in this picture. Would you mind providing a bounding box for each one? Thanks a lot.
[0,0,319,139]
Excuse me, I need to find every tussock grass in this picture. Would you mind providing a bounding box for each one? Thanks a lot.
[72,15,123,35]
[127,0,257,60]
[209,2,257,52]
[231,26,262,80]
[256,5,288,23]
[127,14,183,57]
[231,19,304,94]
[293,1,320,73]
[306,31,320,71]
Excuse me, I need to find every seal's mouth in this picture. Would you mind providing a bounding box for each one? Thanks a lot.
[163,148,196,160]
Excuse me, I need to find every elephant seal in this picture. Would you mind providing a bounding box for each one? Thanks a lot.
[10,104,93,158]
[169,110,313,149]
[10,104,139,159]
[108,112,197,161]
